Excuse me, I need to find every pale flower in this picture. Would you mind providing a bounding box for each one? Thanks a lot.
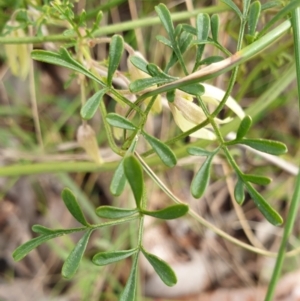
[77,124,103,164]
[4,21,30,80]
[169,83,245,140]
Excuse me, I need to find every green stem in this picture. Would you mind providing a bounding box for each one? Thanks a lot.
[0,5,227,45]
[91,215,138,229]
[211,14,247,118]
[264,5,300,301]
[137,216,144,249]
[99,100,125,156]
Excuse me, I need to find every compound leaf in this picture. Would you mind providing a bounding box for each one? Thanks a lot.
[143,132,177,167]
[96,206,138,219]
[106,113,137,130]
[142,249,177,286]
[236,115,252,140]
[31,48,104,86]
[155,4,175,41]
[243,174,272,185]
[107,35,124,87]
[61,188,89,226]
[119,252,139,301]
[239,139,287,155]
[80,88,107,120]
[110,160,127,196]
[191,155,214,198]
[246,183,283,226]
[62,229,93,279]
[142,204,189,220]
[13,232,65,261]
[234,177,245,205]
[123,155,144,208]
[93,248,138,266]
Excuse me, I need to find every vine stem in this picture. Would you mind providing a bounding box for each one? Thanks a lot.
[264,4,300,301]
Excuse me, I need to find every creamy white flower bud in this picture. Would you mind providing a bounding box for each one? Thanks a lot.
[77,124,103,164]
[169,84,245,140]
[4,21,29,79]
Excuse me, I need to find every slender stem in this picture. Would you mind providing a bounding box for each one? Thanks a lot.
[264,5,300,301]
[211,14,247,118]
[99,100,125,156]
[137,215,144,248]
[29,27,44,150]
[91,215,138,229]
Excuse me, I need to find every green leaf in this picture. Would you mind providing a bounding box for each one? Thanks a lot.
[179,83,205,96]
[92,248,138,266]
[123,155,144,208]
[196,13,210,41]
[248,1,261,36]
[129,55,149,74]
[210,14,220,41]
[243,0,251,15]
[106,113,137,130]
[31,48,105,86]
[147,64,176,80]
[119,252,139,301]
[110,160,127,196]
[239,139,287,155]
[78,9,87,26]
[243,174,272,185]
[191,155,214,198]
[143,132,177,167]
[142,249,177,286]
[31,225,84,235]
[234,177,245,205]
[13,232,65,261]
[61,188,89,226]
[91,10,103,33]
[32,225,56,234]
[156,35,173,48]
[236,115,252,140]
[261,1,281,11]
[166,30,193,71]
[80,89,107,120]
[174,24,182,38]
[187,146,212,157]
[142,204,189,220]
[96,206,138,219]
[129,77,174,93]
[155,4,175,41]
[62,229,93,279]
[182,24,197,35]
[246,183,283,226]
[194,13,210,70]
[147,65,173,79]
[179,30,193,52]
[200,55,223,65]
[110,139,138,196]
[221,0,243,18]
[107,35,124,87]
